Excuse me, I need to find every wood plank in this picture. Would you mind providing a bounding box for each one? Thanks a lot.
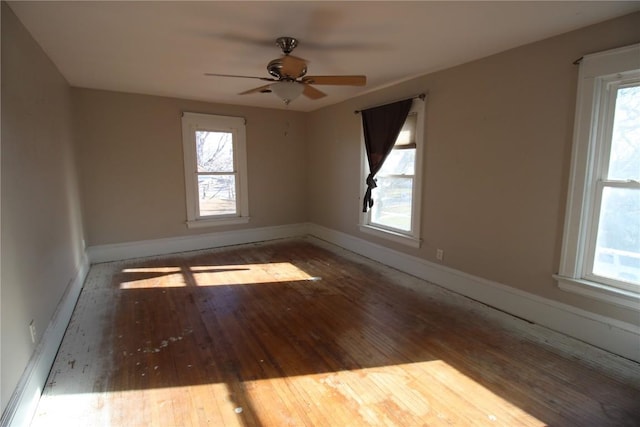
[31,239,640,426]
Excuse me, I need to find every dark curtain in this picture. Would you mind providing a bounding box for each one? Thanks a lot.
[361,98,413,212]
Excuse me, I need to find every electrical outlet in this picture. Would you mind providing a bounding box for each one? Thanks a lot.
[29,321,37,344]
[436,249,444,261]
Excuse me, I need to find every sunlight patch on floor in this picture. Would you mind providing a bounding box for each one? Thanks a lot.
[272,361,544,426]
[32,358,546,426]
[32,383,243,427]
[119,262,314,289]
[241,360,546,426]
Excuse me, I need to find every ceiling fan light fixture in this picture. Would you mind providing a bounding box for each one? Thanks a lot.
[271,81,304,104]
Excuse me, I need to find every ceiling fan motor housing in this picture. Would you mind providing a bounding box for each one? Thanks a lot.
[267,58,307,79]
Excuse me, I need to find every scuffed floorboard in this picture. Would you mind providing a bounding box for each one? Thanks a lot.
[31,238,640,426]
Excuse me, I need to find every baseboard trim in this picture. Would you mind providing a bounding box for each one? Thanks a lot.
[12,219,635,427]
[1,254,90,427]
[307,223,640,363]
[87,223,309,263]
[9,222,636,426]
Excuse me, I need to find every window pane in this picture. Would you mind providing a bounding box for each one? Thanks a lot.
[593,187,640,285]
[196,131,234,173]
[395,113,416,146]
[608,85,640,181]
[198,175,237,216]
[378,148,415,176]
[371,176,413,231]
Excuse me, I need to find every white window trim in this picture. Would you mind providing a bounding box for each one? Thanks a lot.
[181,112,249,228]
[359,98,425,248]
[556,43,640,310]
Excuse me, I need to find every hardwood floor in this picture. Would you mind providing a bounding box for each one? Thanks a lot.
[32,239,640,426]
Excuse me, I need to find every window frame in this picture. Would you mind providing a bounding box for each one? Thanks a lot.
[555,43,640,310]
[181,112,249,228]
[359,99,425,247]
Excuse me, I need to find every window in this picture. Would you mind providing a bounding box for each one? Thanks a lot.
[360,99,424,247]
[555,43,640,309]
[181,112,249,228]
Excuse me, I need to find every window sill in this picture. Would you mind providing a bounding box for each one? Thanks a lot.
[359,224,421,248]
[186,216,250,229]
[553,274,640,311]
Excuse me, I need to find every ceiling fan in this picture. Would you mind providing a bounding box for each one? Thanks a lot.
[205,36,367,104]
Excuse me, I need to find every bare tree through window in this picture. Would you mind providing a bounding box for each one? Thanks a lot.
[195,130,237,216]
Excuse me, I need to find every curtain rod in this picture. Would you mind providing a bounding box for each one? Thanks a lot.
[354,92,427,115]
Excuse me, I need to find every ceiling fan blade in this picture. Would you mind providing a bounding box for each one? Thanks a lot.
[302,75,367,86]
[239,84,273,95]
[302,84,326,100]
[205,73,275,82]
[280,55,308,78]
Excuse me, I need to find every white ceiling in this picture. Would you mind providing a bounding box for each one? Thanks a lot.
[8,1,640,112]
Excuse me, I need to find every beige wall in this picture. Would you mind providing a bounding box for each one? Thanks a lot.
[73,89,308,246]
[2,2,639,415]
[1,3,85,412]
[308,12,640,325]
